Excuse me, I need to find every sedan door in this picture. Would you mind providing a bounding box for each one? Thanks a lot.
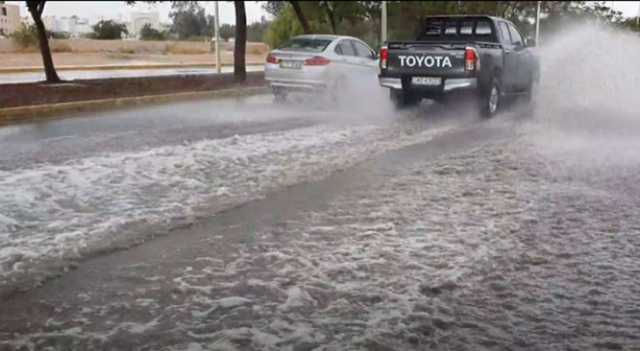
[352,40,379,72]
[332,39,358,70]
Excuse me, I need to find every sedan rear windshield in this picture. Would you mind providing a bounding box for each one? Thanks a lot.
[280,38,332,52]
[417,18,495,41]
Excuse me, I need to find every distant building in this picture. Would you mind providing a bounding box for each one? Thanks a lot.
[58,15,92,38]
[43,16,60,32]
[129,11,159,38]
[0,3,20,36]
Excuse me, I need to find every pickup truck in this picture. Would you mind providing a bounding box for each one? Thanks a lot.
[378,15,539,116]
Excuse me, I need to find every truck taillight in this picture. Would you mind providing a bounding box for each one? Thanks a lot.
[380,46,388,69]
[266,54,279,64]
[465,47,479,72]
[304,56,331,66]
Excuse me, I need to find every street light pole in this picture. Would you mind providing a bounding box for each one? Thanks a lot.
[381,1,387,45]
[214,1,221,74]
[636,1,639,31]
[535,1,541,46]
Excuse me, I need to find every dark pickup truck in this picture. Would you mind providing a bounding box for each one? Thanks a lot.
[379,15,539,116]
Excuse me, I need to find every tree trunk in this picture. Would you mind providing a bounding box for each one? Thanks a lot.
[289,1,311,34]
[233,0,246,83]
[27,1,60,83]
[325,6,337,34]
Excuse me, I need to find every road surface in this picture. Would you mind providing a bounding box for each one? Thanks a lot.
[1,85,639,350]
[0,65,264,84]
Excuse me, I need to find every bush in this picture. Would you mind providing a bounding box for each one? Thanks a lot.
[118,47,136,54]
[92,20,128,40]
[140,24,167,41]
[11,23,39,48]
[52,43,72,52]
[49,31,70,39]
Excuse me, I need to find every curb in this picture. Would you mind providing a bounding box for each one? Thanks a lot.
[0,85,270,124]
[0,62,265,74]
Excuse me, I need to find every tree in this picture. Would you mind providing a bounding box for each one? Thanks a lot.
[264,5,304,49]
[92,20,128,40]
[247,17,270,43]
[263,1,286,16]
[169,1,212,40]
[289,1,311,34]
[219,23,235,41]
[139,23,166,40]
[26,0,59,83]
[234,0,246,82]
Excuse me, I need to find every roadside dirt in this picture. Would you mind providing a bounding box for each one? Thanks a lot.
[0,52,266,68]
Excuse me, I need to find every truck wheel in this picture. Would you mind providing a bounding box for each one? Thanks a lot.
[390,89,419,109]
[480,78,500,117]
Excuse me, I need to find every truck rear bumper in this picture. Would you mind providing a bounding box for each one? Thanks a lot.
[379,77,478,92]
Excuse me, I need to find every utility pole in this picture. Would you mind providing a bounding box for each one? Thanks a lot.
[381,1,387,45]
[535,1,541,46]
[214,1,221,74]
[636,1,639,31]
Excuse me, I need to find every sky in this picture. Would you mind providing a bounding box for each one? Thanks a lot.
[6,1,271,25]
[6,1,640,26]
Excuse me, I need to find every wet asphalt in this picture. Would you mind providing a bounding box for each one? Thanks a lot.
[1,94,639,350]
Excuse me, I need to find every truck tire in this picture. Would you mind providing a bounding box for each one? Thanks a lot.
[480,77,500,117]
[390,89,419,109]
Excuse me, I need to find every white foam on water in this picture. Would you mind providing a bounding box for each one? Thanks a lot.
[0,122,452,290]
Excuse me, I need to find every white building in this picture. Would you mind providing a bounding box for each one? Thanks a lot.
[129,11,159,38]
[0,3,20,36]
[43,16,60,32]
[58,15,92,38]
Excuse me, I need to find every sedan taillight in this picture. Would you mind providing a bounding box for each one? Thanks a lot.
[304,56,331,66]
[266,54,279,64]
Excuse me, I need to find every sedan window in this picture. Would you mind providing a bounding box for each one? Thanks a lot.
[336,40,356,56]
[353,41,374,59]
[280,38,333,52]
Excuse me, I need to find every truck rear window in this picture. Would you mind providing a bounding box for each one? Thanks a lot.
[417,18,495,40]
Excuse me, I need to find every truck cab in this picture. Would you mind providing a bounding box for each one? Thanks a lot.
[378,16,539,116]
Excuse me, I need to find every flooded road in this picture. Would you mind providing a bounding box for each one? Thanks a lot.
[1,99,640,350]
[1,25,640,351]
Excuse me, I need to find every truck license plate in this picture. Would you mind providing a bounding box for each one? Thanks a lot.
[280,60,302,69]
[412,77,442,86]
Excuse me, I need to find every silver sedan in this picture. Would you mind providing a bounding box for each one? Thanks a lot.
[264,35,379,101]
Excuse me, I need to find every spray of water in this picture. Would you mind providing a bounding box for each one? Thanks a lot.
[524,24,640,183]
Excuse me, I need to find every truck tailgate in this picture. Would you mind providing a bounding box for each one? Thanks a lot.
[386,42,468,77]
